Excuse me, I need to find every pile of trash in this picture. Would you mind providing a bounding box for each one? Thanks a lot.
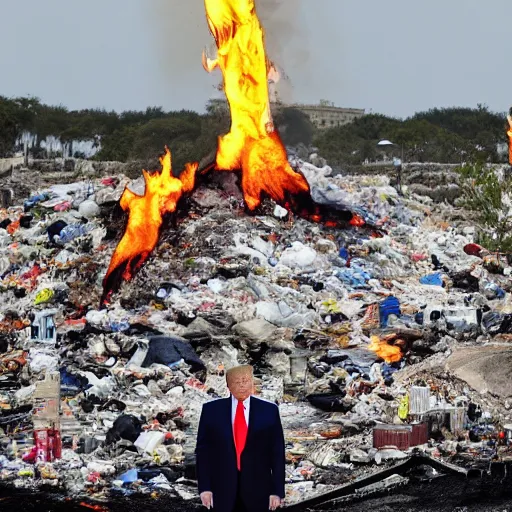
[0,156,511,505]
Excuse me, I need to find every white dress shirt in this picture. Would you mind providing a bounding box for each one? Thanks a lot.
[231,394,250,426]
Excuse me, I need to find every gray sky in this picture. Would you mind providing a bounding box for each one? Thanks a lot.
[1,0,510,118]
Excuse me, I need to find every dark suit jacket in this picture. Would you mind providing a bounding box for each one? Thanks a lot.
[195,395,286,512]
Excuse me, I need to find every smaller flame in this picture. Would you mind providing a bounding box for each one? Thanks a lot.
[507,113,512,165]
[101,148,197,305]
[368,335,402,363]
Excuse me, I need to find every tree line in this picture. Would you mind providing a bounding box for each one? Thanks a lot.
[314,105,509,166]
[0,95,508,168]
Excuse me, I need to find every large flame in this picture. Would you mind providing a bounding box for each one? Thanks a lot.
[101,148,197,305]
[203,0,310,210]
[507,114,512,165]
[368,335,402,364]
[100,0,367,305]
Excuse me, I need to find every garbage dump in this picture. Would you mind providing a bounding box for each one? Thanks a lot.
[1,155,512,507]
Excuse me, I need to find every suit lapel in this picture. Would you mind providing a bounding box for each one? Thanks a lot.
[225,396,236,456]
[245,396,257,448]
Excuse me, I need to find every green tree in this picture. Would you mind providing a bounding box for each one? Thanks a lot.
[0,97,20,156]
[274,107,315,146]
[413,106,506,162]
[457,162,512,252]
[130,114,202,163]
[95,111,206,168]
[313,113,400,165]
[94,126,137,162]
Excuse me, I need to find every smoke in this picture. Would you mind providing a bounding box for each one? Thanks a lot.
[256,0,309,103]
[146,2,213,102]
[145,0,308,107]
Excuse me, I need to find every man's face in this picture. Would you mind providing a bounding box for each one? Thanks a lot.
[227,372,253,401]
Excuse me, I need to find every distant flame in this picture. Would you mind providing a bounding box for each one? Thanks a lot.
[368,335,402,363]
[101,148,197,305]
[203,0,310,210]
[507,114,512,165]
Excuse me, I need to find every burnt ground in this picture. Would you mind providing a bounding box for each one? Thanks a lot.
[4,476,512,512]
[316,474,512,512]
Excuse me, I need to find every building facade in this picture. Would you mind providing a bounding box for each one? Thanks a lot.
[207,98,365,130]
[289,102,365,129]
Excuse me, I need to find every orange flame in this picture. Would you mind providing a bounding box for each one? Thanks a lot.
[349,214,365,227]
[507,114,512,165]
[368,335,402,364]
[101,148,197,305]
[79,503,109,512]
[203,0,310,210]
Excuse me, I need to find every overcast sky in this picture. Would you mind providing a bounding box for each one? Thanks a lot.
[0,0,510,118]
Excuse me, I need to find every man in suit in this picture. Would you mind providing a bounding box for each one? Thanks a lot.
[195,365,285,511]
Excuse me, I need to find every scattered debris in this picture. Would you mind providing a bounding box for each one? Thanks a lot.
[0,152,511,507]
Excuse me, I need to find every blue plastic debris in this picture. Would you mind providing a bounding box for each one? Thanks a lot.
[110,321,130,332]
[335,264,371,289]
[379,296,401,327]
[56,223,95,244]
[420,273,444,287]
[415,312,425,325]
[339,247,350,261]
[118,468,139,484]
[484,282,505,300]
[24,193,50,210]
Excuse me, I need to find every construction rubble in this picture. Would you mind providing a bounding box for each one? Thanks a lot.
[0,155,512,506]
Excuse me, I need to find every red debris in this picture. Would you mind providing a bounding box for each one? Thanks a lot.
[79,503,109,512]
[464,243,484,257]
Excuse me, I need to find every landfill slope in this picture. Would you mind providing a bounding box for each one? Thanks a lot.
[0,155,511,507]
[447,346,512,398]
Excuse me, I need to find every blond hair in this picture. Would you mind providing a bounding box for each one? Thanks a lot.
[225,365,253,384]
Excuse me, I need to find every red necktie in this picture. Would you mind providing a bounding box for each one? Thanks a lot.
[234,400,248,470]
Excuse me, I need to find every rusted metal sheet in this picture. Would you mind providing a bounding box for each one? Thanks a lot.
[373,424,412,450]
[411,422,428,446]
[373,422,428,450]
